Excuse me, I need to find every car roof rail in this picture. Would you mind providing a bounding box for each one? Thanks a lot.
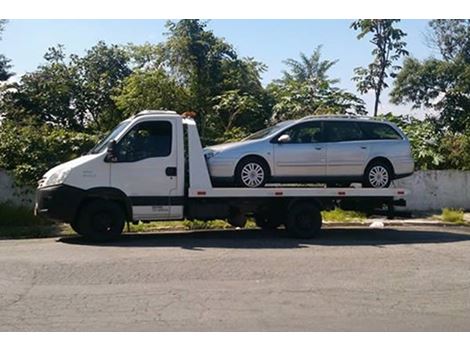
[299,114,371,121]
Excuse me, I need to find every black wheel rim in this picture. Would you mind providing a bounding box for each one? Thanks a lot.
[91,211,114,233]
[296,212,314,231]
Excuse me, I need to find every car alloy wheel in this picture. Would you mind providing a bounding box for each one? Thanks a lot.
[368,165,390,188]
[241,162,265,187]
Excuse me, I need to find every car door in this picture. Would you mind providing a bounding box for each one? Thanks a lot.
[324,120,369,177]
[272,121,327,177]
[110,119,180,220]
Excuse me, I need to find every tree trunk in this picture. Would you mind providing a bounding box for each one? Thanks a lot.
[373,91,380,117]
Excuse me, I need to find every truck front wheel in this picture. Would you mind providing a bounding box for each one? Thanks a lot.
[286,202,322,238]
[76,199,125,242]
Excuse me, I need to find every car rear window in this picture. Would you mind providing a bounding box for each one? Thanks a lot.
[360,122,403,140]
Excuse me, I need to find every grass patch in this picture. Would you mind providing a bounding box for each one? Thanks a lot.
[441,208,465,224]
[322,208,366,222]
[127,218,257,232]
[0,202,50,226]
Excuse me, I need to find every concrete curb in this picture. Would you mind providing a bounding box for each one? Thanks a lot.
[323,220,469,228]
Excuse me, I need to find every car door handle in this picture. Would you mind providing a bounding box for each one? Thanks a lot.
[360,146,368,149]
[315,147,323,150]
[166,167,177,176]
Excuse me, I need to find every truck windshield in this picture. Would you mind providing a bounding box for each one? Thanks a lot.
[88,120,131,154]
[242,121,292,141]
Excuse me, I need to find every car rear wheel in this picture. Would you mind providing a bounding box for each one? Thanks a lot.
[235,157,269,188]
[363,161,392,188]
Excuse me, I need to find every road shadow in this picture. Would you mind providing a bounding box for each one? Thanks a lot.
[58,227,470,250]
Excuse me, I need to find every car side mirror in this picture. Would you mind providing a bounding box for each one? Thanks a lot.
[277,134,291,144]
[105,140,117,162]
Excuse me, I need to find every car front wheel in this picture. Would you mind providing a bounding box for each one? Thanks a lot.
[235,157,269,188]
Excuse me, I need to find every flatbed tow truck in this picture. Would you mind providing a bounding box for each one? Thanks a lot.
[35,110,408,241]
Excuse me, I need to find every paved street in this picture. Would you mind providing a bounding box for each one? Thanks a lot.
[1,226,470,331]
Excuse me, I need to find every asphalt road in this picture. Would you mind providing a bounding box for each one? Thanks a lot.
[1,226,470,331]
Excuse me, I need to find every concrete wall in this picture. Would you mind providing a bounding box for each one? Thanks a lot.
[394,170,470,211]
[1,168,469,212]
[0,169,35,207]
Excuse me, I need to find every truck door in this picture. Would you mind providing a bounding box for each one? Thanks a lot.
[110,119,181,220]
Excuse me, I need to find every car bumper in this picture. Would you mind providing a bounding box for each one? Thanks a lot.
[207,158,236,178]
[35,184,85,223]
[391,157,415,177]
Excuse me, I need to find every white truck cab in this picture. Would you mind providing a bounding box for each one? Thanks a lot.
[36,110,408,242]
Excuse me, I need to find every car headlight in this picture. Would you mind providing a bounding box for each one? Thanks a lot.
[42,168,71,188]
[204,151,219,160]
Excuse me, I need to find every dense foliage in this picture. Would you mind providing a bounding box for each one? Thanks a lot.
[0,122,98,186]
[0,20,12,82]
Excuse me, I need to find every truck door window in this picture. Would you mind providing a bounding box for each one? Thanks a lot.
[116,121,172,162]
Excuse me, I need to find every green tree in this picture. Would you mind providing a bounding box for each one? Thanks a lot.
[0,121,98,186]
[281,45,339,86]
[351,19,409,116]
[0,19,13,82]
[1,42,132,132]
[72,41,132,131]
[269,48,365,122]
[0,45,81,129]
[391,20,470,132]
[113,68,190,116]
[162,20,237,138]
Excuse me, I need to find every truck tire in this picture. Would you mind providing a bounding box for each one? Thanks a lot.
[227,207,247,228]
[286,202,322,239]
[254,211,284,230]
[76,199,125,242]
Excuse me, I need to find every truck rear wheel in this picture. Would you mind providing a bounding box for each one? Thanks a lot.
[76,199,125,242]
[254,211,284,230]
[286,202,322,238]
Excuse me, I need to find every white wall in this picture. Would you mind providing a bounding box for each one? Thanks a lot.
[0,169,35,206]
[393,170,470,211]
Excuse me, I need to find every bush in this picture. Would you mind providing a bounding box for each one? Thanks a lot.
[0,121,98,187]
[441,208,465,224]
[322,208,366,222]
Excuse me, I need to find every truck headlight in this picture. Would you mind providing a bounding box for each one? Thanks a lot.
[42,168,71,188]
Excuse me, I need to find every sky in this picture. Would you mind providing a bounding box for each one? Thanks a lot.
[0,19,437,116]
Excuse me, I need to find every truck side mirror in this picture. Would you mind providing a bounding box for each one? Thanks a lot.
[277,134,291,144]
[105,140,117,162]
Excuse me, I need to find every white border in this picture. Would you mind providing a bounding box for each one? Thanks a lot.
[2,332,470,352]
[1,0,469,19]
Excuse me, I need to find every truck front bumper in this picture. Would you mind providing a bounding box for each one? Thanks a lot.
[35,184,85,223]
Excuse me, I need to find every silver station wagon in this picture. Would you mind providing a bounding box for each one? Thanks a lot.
[204,116,414,188]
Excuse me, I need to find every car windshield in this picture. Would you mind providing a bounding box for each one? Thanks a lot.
[243,121,292,141]
[88,120,131,154]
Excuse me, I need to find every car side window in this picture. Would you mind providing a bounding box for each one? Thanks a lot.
[116,121,172,162]
[281,122,323,143]
[325,121,364,142]
[360,122,403,140]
